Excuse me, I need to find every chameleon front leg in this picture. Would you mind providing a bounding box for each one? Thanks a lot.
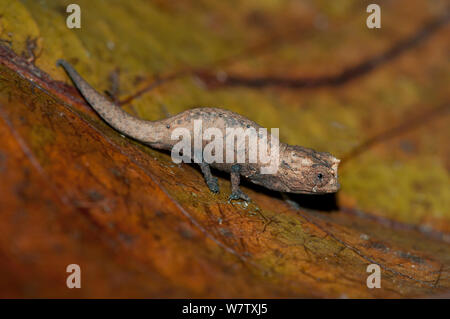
[199,162,219,193]
[229,164,250,202]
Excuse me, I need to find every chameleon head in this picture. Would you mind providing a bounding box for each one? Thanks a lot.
[278,145,340,194]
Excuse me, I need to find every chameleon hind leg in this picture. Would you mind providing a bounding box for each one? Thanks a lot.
[229,164,250,202]
[199,162,219,193]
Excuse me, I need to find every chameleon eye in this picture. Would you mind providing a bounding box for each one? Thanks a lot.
[317,173,323,180]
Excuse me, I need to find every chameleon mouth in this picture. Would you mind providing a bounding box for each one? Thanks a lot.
[311,179,340,194]
[329,181,341,193]
[290,186,336,195]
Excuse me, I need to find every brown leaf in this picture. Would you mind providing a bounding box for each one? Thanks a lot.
[0,0,448,298]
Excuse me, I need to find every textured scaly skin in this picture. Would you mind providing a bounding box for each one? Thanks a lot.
[58,60,340,201]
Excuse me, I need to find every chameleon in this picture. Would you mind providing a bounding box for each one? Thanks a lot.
[57,59,340,201]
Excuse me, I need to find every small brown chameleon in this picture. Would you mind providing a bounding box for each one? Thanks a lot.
[57,59,340,201]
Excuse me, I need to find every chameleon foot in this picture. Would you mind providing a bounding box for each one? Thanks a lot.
[206,177,219,193]
[228,190,251,202]
[199,162,219,193]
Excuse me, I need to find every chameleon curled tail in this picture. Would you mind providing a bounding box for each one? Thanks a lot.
[57,59,160,143]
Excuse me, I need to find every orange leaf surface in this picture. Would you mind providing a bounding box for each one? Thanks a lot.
[0,0,449,298]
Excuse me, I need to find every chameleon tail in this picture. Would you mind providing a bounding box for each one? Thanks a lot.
[57,59,157,143]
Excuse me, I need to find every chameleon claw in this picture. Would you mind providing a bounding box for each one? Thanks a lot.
[228,190,251,202]
[206,177,219,193]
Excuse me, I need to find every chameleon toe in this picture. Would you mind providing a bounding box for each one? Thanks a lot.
[207,178,219,193]
[228,190,251,202]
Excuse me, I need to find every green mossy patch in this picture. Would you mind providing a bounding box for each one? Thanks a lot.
[341,155,449,224]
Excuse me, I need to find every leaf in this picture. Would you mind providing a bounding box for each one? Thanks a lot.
[0,0,448,297]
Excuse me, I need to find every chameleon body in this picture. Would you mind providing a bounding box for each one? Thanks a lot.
[57,60,340,201]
